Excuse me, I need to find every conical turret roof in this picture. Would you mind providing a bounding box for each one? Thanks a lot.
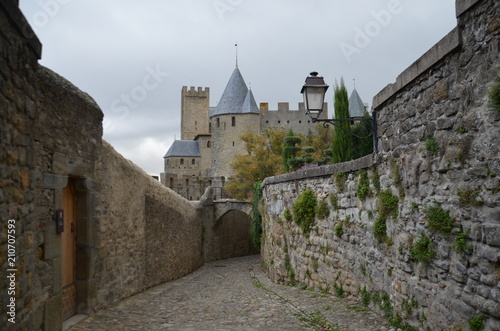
[241,88,259,114]
[349,88,365,118]
[211,67,259,117]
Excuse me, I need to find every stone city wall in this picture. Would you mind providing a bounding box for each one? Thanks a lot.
[261,0,500,329]
[1,3,252,330]
[260,102,328,136]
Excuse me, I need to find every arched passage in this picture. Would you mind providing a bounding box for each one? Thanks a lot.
[211,209,258,261]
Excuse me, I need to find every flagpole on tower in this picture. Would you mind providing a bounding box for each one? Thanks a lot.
[235,43,238,68]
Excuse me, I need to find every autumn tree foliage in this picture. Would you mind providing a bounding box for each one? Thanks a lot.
[224,128,286,200]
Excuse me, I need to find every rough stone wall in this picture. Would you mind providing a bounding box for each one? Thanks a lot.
[94,142,203,308]
[261,0,500,330]
[1,2,43,329]
[260,102,329,136]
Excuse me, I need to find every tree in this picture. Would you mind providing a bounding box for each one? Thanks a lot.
[331,78,352,163]
[283,129,302,172]
[352,110,374,159]
[225,128,286,200]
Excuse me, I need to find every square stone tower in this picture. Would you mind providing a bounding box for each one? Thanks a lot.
[181,86,210,140]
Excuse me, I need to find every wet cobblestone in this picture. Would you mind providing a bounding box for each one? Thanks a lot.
[70,255,391,330]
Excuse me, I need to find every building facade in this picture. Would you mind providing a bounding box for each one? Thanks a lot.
[161,66,334,200]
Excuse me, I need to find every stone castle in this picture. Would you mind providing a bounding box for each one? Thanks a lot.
[160,66,366,200]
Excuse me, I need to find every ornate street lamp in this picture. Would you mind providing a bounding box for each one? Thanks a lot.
[301,71,378,153]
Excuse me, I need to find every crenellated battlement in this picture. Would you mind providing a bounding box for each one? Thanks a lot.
[259,102,307,113]
[182,86,210,97]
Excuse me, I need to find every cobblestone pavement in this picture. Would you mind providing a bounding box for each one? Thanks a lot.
[70,255,392,331]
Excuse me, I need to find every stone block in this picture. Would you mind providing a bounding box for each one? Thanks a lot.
[483,224,500,247]
[42,173,67,190]
[475,243,500,262]
[44,219,61,260]
[44,294,62,331]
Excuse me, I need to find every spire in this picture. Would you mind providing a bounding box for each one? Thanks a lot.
[349,87,365,118]
[235,43,238,68]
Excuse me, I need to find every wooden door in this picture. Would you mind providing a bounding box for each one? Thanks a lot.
[62,179,77,320]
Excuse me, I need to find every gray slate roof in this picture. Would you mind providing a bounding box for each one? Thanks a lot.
[164,140,200,158]
[210,67,259,117]
[349,88,365,118]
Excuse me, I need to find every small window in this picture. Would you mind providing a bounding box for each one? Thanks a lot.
[180,159,184,165]
[207,141,211,148]
[192,159,195,165]
[232,116,236,126]
[232,141,235,147]
[217,118,220,128]
[278,120,281,124]
[299,121,302,124]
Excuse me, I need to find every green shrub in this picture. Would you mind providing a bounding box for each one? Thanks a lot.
[360,286,371,306]
[292,190,317,234]
[379,190,399,219]
[316,199,330,219]
[333,283,345,298]
[469,315,485,331]
[453,226,471,255]
[334,172,347,192]
[488,76,500,113]
[410,233,436,266]
[425,136,439,156]
[335,223,344,237]
[356,169,371,200]
[373,217,387,242]
[457,186,484,205]
[372,171,381,193]
[329,194,339,210]
[250,182,263,250]
[424,205,454,234]
[284,209,292,222]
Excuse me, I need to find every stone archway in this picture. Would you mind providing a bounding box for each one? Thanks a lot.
[214,210,257,260]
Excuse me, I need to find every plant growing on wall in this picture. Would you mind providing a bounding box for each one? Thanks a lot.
[488,76,500,113]
[425,136,439,156]
[424,205,454,235]
[250,182,263,250]
[410,233,436,266]
[379,190,399,219]
[331,78,352,163]
[452,226,471,255]
[316,199,329,219]
[292,189,317,234]
[356,169,371,200]
[469,315,485,331]
[373,217,387,242]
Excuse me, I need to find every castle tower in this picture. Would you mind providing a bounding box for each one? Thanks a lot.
[210,67,260,177]
[181,86,210,140]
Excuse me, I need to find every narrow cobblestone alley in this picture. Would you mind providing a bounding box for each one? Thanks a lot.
[68,255,391,331]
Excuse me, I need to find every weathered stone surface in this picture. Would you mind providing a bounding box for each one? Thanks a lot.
[262,1,500,330]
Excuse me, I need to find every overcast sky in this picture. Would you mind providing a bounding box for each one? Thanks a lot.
[19,0,457,176]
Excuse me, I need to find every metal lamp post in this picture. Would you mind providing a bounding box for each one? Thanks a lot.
[301,71,378,153]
